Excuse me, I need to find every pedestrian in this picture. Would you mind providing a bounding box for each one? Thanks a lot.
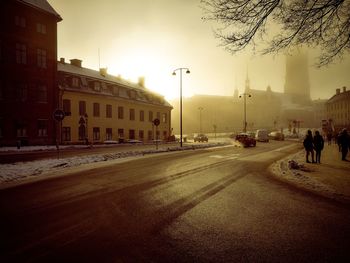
[338,128,350,161]
[303,130,315,163]
[313,130,324,163]
[327,132,332,145]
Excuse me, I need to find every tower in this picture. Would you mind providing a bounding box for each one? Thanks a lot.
[284,48,311,105]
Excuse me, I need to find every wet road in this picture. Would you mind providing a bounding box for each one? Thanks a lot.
[1,141,350,262]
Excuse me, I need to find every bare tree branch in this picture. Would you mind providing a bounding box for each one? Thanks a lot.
[201,0,350,66]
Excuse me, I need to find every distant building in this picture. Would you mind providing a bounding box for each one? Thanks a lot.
[58,59,173,144]
[0,0,62,146]
[326,87,350,131]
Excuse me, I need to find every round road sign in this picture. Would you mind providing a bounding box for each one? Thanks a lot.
[53,109,65,121]
[153,118,160,126]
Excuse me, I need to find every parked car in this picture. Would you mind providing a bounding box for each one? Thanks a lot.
[235,133,256,147]
[268,131,285,141]
[194,134,208,142]
[255,129,269,142]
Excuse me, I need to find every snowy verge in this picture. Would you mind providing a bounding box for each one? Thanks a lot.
[0,142,226,188]
[269,150,350,204]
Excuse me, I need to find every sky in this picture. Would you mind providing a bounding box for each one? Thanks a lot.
[48,0,350,100]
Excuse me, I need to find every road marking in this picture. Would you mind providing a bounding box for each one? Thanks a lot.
[210,153,240,159]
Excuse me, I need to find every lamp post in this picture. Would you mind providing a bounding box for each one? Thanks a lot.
[172,67,190,147]
[198,107,203,134]
[239,93,251,133]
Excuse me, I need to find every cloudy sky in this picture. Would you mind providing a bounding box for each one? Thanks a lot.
[49,0,350,100]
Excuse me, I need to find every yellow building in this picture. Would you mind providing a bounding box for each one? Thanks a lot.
[326,87,350,131]
[58,59,172,144]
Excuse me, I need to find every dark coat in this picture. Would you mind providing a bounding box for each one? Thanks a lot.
[313,134,324,151]
[303,134,314,151]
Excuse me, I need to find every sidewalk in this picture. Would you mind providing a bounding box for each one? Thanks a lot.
[270,143,350,204]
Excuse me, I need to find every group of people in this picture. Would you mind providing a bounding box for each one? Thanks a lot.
[303,128,350,163]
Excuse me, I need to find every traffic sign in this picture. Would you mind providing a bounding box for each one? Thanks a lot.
[53,109,65,121]
[153,118,160,126]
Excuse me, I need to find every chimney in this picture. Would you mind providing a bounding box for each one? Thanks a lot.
[343,86,347,92]
[99,68,107,77]
[70,59,82,68]
[138,77,145,88]
[60,57,65,63]
[336,88,341,95]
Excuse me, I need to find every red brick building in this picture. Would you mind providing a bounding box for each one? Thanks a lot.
[0,0,62,146]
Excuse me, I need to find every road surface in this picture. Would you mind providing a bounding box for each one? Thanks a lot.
[1,141,350,262]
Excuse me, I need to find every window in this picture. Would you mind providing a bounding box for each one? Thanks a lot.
[79,101,86,115]
[128,90,136,99]
[118,106,124,119]
[37,49,46,68]
[37,119,48,137]
[129,129,135,140]
[140,110,144,122]
[162,113,167,123]
[62,127,71,141]
[16,83,27,101]
[156,130,160,140]
[63,99,71,116]
[16,121,27,137]
[78,124,86,140]
[16,43,26,64]
[94,82,101,91]
[93,103,100,117]
[148,130,153,141]
[118,128,124,138]
[72,77,79,87]
[37,85,47,102]
[130,109,135,120]
[149,111,153,122]
[106,128,112,140]
[106,104,112,118]
[157,112,160,120]
[113,86,119,95]
[93,127,100,141]
[36,23,46,34]
[163,131,167,140]
[15,16,26,27]
[139,130,144,141]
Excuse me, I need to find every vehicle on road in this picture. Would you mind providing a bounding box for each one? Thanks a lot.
[269,131,285,141]
[255,129,269,142]
[194,134,208,142]
[235,133,256,147]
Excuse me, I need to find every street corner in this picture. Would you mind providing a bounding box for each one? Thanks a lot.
[269,150,350,205]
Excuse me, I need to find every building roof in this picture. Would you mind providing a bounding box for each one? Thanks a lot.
[327,90,350,104]
[18,0,62,21]
[57,61,172,108]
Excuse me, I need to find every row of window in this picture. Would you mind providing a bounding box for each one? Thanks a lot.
[15,15,47,34]
[63,100,168,123]
[62,126,167,142]
[15,43,47,68]
[0,119,48,138]
[0,83,47,102]
[327,102,350,111]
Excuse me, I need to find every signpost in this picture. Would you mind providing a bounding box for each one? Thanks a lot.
[53,109,65,159]
[153,118,160,150]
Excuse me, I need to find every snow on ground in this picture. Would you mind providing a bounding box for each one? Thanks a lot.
[0,142,226,187]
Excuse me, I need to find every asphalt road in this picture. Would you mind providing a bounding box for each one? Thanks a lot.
[1,141,350,262]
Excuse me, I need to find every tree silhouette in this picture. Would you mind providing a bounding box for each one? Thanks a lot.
[201,0,350,66]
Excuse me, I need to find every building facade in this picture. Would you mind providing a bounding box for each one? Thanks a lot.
[0,0,62,146]
[326,87,350,131]
[58,59,172,144]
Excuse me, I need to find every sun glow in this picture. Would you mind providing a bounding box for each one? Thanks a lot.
[107,46,179,100]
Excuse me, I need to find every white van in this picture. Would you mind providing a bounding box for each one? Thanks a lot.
[256,129,269,142]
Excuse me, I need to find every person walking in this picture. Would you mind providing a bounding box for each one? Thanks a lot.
[313,130,324,163]
[303,130,315,163]
[338,128,350,161]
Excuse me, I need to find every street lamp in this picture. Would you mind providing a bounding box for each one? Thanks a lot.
[239,93,251,133]
[198,107,203,134]
[172,67,190,147]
